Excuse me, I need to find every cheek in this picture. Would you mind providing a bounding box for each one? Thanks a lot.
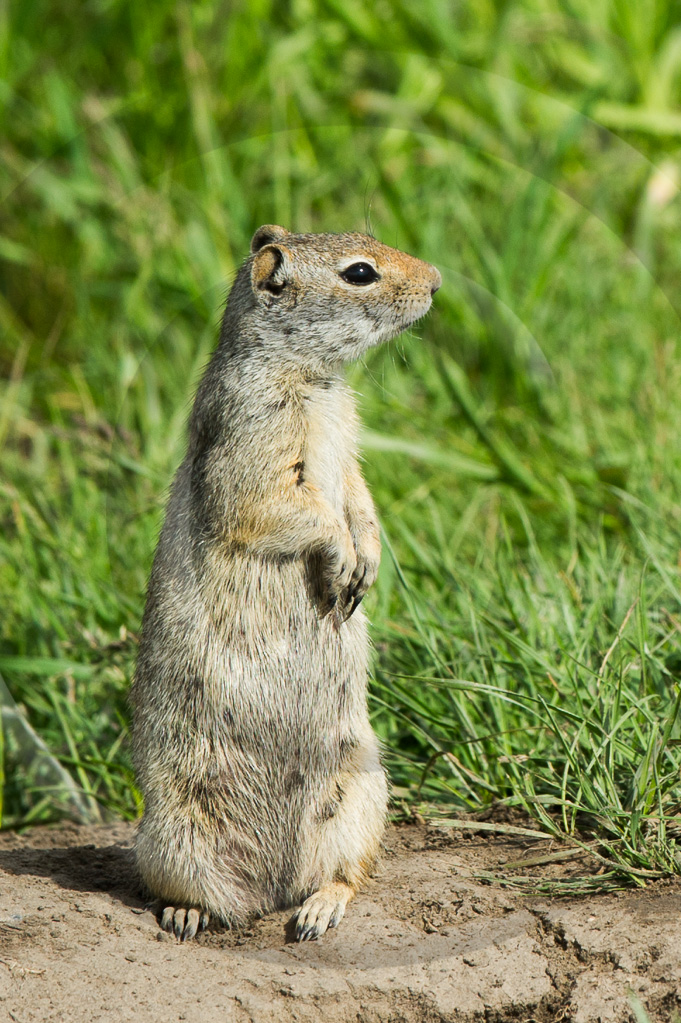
[356,300,386,335]
[307,293,361,329]
[304,291,391,347]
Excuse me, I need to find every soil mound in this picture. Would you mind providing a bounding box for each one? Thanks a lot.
[0,821,679,1022]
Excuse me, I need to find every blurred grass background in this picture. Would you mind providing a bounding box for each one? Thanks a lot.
[3,0,681,882]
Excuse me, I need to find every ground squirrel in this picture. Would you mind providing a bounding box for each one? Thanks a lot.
[131,225,441,941]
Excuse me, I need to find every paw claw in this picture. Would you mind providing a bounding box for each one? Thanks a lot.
[342,593,364,622]
[339,556,377,621]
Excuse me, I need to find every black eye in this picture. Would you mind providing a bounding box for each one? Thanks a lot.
[340,262,380,285]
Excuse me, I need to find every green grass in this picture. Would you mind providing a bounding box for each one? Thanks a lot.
[3,0,681,887]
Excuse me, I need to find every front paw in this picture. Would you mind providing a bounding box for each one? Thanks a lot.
[319,528,357,616]
[341,544,380,621]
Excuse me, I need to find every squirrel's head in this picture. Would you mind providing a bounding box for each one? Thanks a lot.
[237,225,441,366]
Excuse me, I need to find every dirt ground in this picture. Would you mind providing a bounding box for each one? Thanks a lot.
[0,820,679,1023]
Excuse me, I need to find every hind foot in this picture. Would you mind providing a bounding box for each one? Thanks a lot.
[293,882,353,941]
[160,905,210,941]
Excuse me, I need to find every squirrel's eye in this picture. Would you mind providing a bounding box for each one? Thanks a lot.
[340,262,380,285]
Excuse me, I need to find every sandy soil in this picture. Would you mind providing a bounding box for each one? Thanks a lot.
[0,820,679,1023]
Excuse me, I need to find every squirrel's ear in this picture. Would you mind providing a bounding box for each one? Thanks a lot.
[251,243,291,305]
[250,224,290,254]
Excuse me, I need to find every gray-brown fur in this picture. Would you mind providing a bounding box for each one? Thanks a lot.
[131,226,441,941]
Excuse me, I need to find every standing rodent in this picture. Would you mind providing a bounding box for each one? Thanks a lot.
[131,225,441,941]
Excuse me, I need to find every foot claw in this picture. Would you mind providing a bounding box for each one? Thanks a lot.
[328,906,344,928]
[173,908,186,939]
[182,908,201,941]
[292,884,352,942]
[160,905,210,941]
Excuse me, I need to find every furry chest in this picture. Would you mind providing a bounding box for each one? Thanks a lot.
[302,388,353,514]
